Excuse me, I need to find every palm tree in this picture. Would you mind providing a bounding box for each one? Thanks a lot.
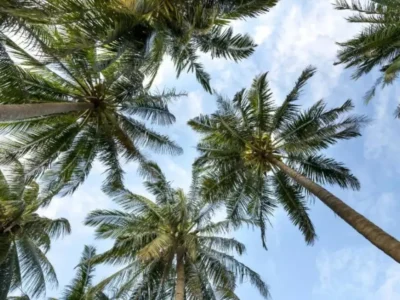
[0,26,182,196]
[8,245,112,300]
[334,0,400,117]
[0,157,71,299]
[48,0,278,92]
[85,162,270,299]
[188,66,400,262]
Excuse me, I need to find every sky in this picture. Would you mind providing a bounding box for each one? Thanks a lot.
[37,0,400,299]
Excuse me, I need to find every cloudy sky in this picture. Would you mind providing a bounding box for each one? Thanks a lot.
[39,0,400,299]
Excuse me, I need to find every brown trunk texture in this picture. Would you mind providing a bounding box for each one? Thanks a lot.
[271,157,400,263]
[175,250,185,300]
[0,102,94,121]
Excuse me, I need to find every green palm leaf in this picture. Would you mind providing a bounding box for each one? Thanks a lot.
[62,245,97,300]
[272,170,316,244]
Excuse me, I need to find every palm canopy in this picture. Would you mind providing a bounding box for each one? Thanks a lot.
[0,156,71,299]
[0,25,183,198]
[188,66,367,248]
[334,0,400,116]
[85,161,270,299]
[47,0,277,92]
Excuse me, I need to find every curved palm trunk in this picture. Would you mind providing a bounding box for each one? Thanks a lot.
[0,102,94,121]
[175,250,185,300]
[270,157,400,263]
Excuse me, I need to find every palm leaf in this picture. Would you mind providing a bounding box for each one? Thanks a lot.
[272,170,316,244]
[62,245,97,299]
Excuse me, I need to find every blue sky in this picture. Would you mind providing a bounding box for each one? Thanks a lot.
[39,0,400,299]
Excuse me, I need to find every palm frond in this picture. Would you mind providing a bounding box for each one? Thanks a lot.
[203,249,270,299]
[198,236,246,255]
[17,237,58,298]
[272,170,316,244]
[273,66,316,130]
[247,72,274,133]
[196,26,256,61]
[287,153,360,190]
[170,41,212,93]
[62,245,97,299]
[0,244,14,299]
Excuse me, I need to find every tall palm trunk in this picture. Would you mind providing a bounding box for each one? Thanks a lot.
[0,102,94,121]
[175,250,185,300]
[270,157,400,263]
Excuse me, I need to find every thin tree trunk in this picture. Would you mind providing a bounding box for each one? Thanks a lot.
[175,250,185,300]
[0,102,94,121]
[270,157,400,263]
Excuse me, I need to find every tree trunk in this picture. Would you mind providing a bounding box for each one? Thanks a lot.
[270,157,400,263]
[0,102,94,121]
[175,250,185,300]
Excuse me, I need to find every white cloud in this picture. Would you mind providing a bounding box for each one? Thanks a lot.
[171,90,204,124]
[314,247,400,300]
[254,25,273,45]
[149,56,176,88]
[255,0,361,102]
[201,0,362,106]
[344,190,398,232]
[39,187,110,235]
[163,158,191,191]
[369,193,397,228]
[92,159,107,175]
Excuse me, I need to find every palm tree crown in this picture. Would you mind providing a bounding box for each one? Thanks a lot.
[85,162,270,299]
[188,66,367,247]
[47,0,278,92]
[0,157,71,299]
[334,0,400,116]
[0,27,182,197]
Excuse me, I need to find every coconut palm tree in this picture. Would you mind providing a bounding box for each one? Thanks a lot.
[48,0,278,92]
[0,157,71,299]
[0,26,182,197]
[334,0,400,117]
[8,245,112,300]
[188,66,400,262]
[85,162,270,300]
